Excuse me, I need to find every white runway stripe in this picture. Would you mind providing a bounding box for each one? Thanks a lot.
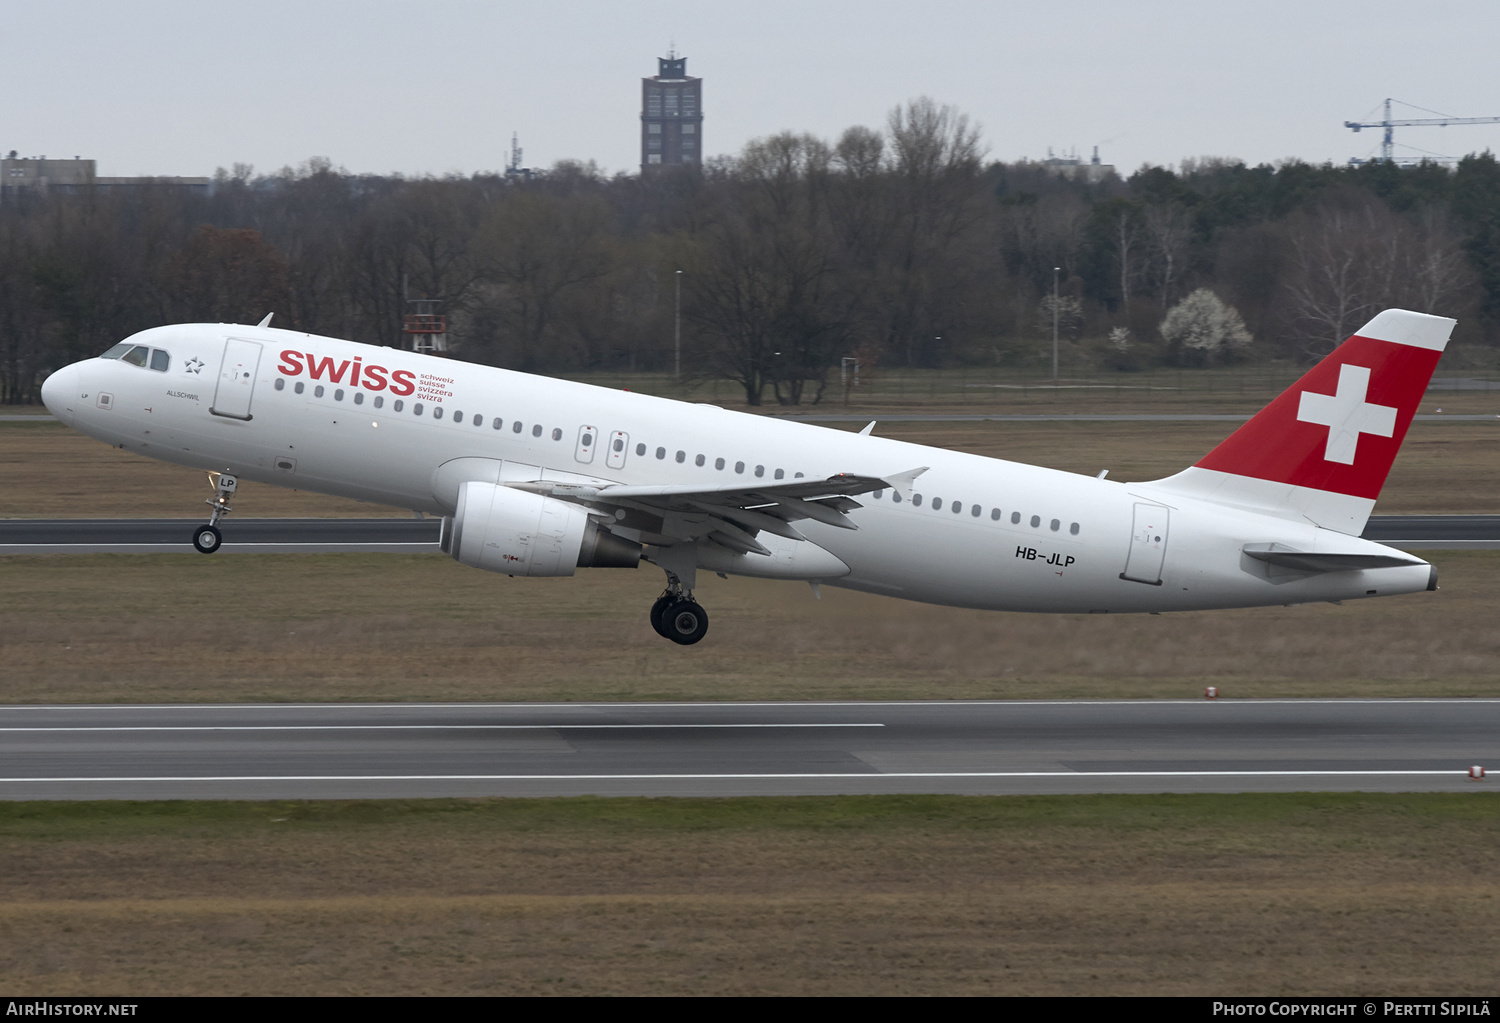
[0,723,884,732]
[0,770,1475,783]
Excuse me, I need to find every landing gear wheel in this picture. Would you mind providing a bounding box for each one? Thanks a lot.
[192,524,222,554]
[661,599,709,646]
[649,594,674,638]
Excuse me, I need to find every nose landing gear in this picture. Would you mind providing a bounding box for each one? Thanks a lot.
[192,471,237,554]
[649,573,709,645]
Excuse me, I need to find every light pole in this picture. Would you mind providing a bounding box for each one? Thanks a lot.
[1052,266,1060,383]
[674,270,683,383]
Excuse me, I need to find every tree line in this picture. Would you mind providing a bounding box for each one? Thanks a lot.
[4,98,1500,405]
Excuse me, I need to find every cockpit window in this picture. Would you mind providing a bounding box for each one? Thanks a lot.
[99,343,133,360]
[120,345,150,368]
[150,349,170,372]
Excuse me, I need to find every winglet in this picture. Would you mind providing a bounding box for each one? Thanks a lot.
[881,466,929,500]
[858,421,876,437]
[257,312,274,328]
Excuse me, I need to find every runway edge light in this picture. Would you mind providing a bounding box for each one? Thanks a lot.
[1469,765,1486,780]
[1204,687,1218,700]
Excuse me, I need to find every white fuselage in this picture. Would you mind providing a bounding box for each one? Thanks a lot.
[41,323,1436,613]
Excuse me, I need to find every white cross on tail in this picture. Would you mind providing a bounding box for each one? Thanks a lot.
[1296,363,1397,465]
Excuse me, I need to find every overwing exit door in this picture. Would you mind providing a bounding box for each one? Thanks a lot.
[210,339,262,421]
[1120,502,1169,585]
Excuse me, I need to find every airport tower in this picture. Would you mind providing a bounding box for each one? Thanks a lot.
[640,50,702,173]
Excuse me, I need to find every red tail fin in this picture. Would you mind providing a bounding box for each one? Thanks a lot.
[1151,310,1454,534]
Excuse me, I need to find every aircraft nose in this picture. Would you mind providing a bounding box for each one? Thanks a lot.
[40,363,80,424]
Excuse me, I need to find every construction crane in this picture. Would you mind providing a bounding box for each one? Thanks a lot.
[1345,98,1500,166]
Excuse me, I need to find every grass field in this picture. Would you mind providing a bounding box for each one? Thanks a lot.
[1,549,1497,703]
[2,795,1496,996]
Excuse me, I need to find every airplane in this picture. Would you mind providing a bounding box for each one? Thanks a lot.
[38,308,1452,645]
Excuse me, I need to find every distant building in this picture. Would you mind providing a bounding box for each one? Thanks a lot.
[1041,146,1115,184]
[640,51,703,173]
[0,152,211,203]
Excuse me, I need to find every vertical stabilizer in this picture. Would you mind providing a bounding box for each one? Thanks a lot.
[1147,309,1454,534]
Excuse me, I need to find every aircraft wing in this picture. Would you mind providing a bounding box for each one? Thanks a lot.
[509,467,927,556]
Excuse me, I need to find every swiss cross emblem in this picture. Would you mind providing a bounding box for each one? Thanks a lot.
[1296,364,1397,465]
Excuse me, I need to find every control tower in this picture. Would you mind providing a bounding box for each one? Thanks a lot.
[640,50,702,173]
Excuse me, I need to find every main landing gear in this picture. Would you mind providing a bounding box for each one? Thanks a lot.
[192,471,237,554]
[650,574,709,645]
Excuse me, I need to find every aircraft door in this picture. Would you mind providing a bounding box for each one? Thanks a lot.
[606,430,629,469]
[574,425,598,464]
[210,338,263,421]
[1120,502,1169,585]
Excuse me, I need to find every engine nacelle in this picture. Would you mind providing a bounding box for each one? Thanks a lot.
[449,481,640,576]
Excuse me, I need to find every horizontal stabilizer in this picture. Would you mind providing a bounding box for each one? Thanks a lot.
[1242,542,1422,573]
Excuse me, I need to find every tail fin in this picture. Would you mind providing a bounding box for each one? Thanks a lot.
[1149,309,1454,535]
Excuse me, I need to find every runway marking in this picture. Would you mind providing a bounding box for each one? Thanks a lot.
[0,770,1477,783]
[0,723,885,733]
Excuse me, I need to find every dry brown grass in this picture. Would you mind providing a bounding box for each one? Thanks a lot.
[1,550,1497,703]
[1,795,1496,995]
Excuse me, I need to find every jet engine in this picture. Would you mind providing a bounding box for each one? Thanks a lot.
[447,481,640,576]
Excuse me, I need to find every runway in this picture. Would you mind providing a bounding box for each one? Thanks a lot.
[1,700,1493,799]
[1,515,1495,554]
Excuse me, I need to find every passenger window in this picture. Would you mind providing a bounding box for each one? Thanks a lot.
[636,443,646,456]
[932,497,943,510]
[513,421,523,433]
[315,385,325,398]
[774,469,784,480]
[354,392,364,405]
[656,447,666,459]
[954,502,964,515]
[335,389,344,401]
[532,424,542,437]
[990,508,1001,521]
[715,457,725,470]
[913,494,923,507]
[1070,522,1080,535]
[582,433,593,447]
[735,461,745,474]
[453,411,463,423]
[694,454,704,466]
[892,491,903,503]
[795,472,804,478]
[552,428,562,440]
[1050,519,1060,531]
[492,417,502,429]
[121,345,149,367]
[873,490,884,499]
[414,402,424,416]
[394,399,404,412]
[1030,515,1041,528]
[1011,512,1021,524]
[613,438,624,452]
[676,450,686,463]
[970,504,980,517]
[474,414,484,428]
[150,349,170,372]
[375,396,384,409]
[433,407,443,420]
[754,465,764,477]
[274,378,285,391]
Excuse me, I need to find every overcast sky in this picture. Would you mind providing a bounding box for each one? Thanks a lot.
[4,1,1499,179]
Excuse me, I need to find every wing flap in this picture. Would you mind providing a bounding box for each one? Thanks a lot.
[509,468,926,547]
